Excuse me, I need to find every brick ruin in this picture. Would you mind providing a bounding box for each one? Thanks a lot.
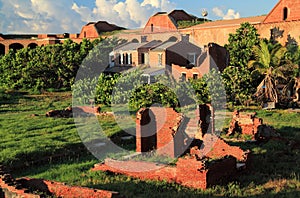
[226,110,279,141]
[227,110,262,138]
[135,105,215,158]
[93,105,250,189]
[0,165,120,198]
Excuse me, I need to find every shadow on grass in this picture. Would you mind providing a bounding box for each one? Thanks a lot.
[224,135,300,197]
[0,90,28,106]
[8,142,91,171]
[277,126,300,140]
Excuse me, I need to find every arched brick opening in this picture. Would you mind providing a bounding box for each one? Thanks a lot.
[0,44,5,55]
[131,38,139,43]
[9,43,24,52]
[28,43,38,49]
[283,7,288,20]
[136,109,157,152]
[168,36,178,42]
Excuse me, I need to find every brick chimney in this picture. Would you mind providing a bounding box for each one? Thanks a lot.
[181,34,190,42]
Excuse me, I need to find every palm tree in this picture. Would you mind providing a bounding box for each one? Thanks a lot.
[284,44,300,103]
[248,40,287,104]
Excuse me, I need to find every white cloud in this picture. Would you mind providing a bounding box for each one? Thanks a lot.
[0,0,176,34]
[212,7,240,20]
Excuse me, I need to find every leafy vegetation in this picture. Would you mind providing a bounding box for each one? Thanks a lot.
[224,23,300,106]
[225,22,260,68]
[177,19,209,29]
[0,37,123,93]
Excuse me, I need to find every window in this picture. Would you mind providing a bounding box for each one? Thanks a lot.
[123,54,126,64]
[181,73,186,81]
[193,73,198,79]
[129,53,132,64]
[283,7,288,20]
[187,53,196,65]
[120,53,124,64]
[151,24,154,32]
[158,53,162,66]
[84,31,86,38]
[141,53,145,64]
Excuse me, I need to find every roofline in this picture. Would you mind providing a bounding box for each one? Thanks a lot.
[150,40,178,51]
[137,40,162,50]
[263,0,282,23]
[183,16,265,30]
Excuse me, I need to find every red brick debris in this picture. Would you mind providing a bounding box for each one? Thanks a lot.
[93,106,250,190]
[92,144,241,190]
[0,165,120,198]
[226,110,279,141]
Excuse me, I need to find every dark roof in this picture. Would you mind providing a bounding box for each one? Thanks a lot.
[168,10,197,22]
[154,12,168,16]
[114,41,145,51]
[151,41,177,51]
[92,21,125,34]
[104,66,134,73]
[138,40,162,49]
[142,67,165,76]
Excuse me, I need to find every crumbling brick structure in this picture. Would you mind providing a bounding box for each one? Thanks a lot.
[93,133,248,190]
[227,110,263,138]
[94,106,250,190]
[136,107,186,157]
[190,134,249,162]
[0,165,120,198]
[226,110,280,141]
[136,105,214,158]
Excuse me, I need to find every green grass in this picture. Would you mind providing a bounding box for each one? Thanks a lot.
[1,91,300,197]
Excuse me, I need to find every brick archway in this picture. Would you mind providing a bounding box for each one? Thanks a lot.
[136,108,157,152]
[28,43,38,49]
[0,44,5,55]
[9,43,24,52]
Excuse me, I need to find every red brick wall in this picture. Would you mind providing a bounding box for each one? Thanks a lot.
[0,38,61,54]
[172,64,202,81]
[79,24,99,38]
[143,15,178,34]
[176,157,207,189]
[136,107,183,157]
[264,0,300,23]
[256,20,300,46]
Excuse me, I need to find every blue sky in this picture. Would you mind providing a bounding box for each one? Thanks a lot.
[0,0,279,34]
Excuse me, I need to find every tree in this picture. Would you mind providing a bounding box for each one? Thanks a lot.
[248,40,287,103]
[284,44,300,102]
[225,22,260,68]
[222,66,254,105]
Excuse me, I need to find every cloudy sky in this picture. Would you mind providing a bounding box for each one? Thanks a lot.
[0,0,279,34]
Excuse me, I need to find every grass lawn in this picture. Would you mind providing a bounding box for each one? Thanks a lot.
[0,90,300,197]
